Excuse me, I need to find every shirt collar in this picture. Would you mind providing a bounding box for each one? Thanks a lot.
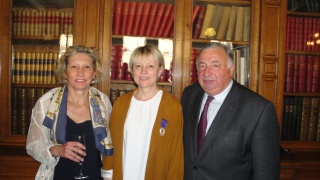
[204,80,233,103]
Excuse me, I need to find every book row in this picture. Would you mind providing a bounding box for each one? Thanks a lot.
[11,87,51,135]
[113,1,174,37]
[11,52,58,85]
[287,0,320,13]
[12,7,73,37]
[285,54,320,93]
[281,96,320,141]
[192,4,251,41]
[286,16,320,52]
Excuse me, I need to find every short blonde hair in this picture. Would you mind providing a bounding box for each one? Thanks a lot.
[129,44,165,72]
[55,45,103,84]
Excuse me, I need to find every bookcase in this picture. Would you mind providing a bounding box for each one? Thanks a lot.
[279,0,320,179]
[0,0,105,178]
[4,0,318,179]
[191,0,252,87]
[106,0,176,104]
[281,0,320,151]
[10,0,74,135]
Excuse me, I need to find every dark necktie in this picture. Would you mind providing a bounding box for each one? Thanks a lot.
[197,96,214,153]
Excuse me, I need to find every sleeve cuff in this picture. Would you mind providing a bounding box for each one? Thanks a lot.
[101,168,113,179]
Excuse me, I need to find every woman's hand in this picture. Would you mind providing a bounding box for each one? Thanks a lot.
[50,141,86,162]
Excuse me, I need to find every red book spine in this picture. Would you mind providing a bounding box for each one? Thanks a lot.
[286,54,294,92]
[151,3,166,37]
[316,18,320,52]
[169,25,174,37]
[290,17,296,50]
[132,2,144,36]
[163,8,174,37]
[307,17,313,52]
[192,6,207,39]
[293,55,300,92]
[298,55,307,93]
[125,1,137,35]
[138,2,151,36]
[286,16,292,50]
[293,17,300,51]
[311,17,318,52]
[297,17,303,51]
[303,17,309,51]
[312,55,319,93]
[192,5,200,26]
[120,1,130,35]
[157,4,173,37]
[113,0,123,35]
[145,3,159,37]
[306,55,314,93]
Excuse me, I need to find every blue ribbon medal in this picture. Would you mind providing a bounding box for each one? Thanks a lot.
[160,118,168,136]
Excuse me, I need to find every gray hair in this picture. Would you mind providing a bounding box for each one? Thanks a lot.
[196,42,234,69]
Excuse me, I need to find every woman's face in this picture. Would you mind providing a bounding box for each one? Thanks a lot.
[65,53,96,91]
[131,55,164,89]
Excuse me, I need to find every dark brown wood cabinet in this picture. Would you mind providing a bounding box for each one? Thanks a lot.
[278,1,320,179]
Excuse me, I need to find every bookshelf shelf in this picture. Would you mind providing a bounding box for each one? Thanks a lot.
[13,36,60,41]
[194,0,251,6]
[192,39,250,44]
[286,50,320,56]
[11,83,60,88]
[281,141,320,150]
[111,80,172,86]
[112,35,174,41]
[287,11,320,17]
[284,92,320,97]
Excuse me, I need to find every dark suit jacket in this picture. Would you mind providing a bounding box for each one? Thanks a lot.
[181,80,280,180]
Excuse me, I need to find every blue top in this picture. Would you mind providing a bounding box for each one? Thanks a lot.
[54,116,102,180]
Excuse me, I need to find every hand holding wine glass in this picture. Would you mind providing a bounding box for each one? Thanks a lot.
[74,135,89,179]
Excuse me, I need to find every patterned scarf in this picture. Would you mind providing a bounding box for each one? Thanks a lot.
[43,86,113,156]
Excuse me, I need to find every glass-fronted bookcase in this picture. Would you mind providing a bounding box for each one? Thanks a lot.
[281,0,320,151]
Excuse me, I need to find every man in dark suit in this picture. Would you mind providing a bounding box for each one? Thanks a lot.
[181,43,280,180]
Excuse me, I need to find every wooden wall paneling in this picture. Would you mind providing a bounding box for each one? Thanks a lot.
[174,0,192,99]
[259,0,286,122]
[0,156,39,179]
[73,0,101,50]
[248,0,261,92]
[0,0,16,144]
[169,0,188,99]
[280,161,320,179]
[100,0,112,95]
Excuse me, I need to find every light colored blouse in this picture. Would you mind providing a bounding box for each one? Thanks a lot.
[122,90,162,180]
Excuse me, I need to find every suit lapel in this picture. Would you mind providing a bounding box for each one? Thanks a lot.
[191,92,205,156]
[198,82,240,155]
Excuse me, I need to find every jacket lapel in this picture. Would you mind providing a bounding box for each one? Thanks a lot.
[191,92,205,156]
[197,82,240,155]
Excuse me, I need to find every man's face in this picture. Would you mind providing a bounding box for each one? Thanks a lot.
[197,47,235,96]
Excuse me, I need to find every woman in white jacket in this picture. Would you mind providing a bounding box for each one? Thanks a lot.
[26,45,113,180]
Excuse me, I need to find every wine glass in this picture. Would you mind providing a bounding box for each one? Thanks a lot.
[74,135,89,179]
